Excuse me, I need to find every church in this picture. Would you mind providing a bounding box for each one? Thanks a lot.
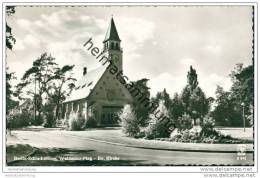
[62,17,133,126]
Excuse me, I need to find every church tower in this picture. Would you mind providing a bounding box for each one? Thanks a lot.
[103,17,123,71]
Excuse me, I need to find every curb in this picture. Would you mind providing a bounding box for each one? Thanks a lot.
[68,134,254,153]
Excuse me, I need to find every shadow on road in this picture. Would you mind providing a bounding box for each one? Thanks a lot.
[7,145,153,166]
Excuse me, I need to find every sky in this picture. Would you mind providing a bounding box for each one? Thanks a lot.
[6,6,253,98]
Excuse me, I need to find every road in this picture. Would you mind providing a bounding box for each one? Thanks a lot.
[7,129,253,166]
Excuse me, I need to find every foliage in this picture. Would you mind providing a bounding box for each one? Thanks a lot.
[6,6,16,50]
[7,111,33,128]
[16,53,58,125]
[187,65,199,90]
[119,105,140,137]
[42,102,56,128]
[16,53,76,127]
[130,78,151,127]
[176,113,193,131]
[48,65,76,120]
[212,85,245,127]
[152,88,171,109]
[169,93,184,124]
[145,100,170,139]
[180,66,210,124]
[168,114,252,144]
[6,69,18,114]
[68,112,85,131]
[230,64,253,126]
[85,117,97,128]
[200,115,217,137]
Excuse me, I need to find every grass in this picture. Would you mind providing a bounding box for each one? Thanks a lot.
[216,127,253,141]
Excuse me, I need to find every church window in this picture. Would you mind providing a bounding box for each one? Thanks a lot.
[103,81,106,85]
[115,43,119,50]
[87,81,93,87]
[82,84,86,88]
[111,42,114,49]
[100,86,103,89]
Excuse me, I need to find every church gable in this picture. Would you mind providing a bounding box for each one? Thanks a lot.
[88,68,133,102]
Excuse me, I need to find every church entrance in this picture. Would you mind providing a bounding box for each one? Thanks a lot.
[101,106,123,125]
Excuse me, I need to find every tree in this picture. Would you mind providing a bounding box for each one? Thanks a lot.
[187,65,199,90]
[189,87,209,122]
[16,53,57,124]
[6,7,17,111]
[212,86,242,126]
[152,88,171,109]
[229,64,254,126]
[48,65,76,121]
[6,6,18,130]
[6,69,18,114]
[180,66,209,124]
[212,63,253,127]
[131,78,151,127]
[170,93,184,124]
[6,6,16,50]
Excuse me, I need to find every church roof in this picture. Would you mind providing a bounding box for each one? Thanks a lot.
[64,66,106,103]
[103,17,121,42]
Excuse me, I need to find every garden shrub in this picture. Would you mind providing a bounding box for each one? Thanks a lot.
[119,105,140,137]
[42,112,56,128]
[68,112,85,131]
[85,116,97,128]
[200,116,219,137]
[145,116,170,139]
[42,103,56,128]
[7,111,33,128]
[177,113,193,131]
[181,130,190,141]
[33,115,44,126]
[145,100,170,139]
[170,129,182,141]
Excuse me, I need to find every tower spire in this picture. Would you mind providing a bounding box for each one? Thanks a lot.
[103,17,121,43]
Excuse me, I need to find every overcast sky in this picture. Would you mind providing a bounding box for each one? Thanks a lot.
[6,6,253,98]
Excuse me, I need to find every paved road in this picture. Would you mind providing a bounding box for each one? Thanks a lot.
[8,130,253,166]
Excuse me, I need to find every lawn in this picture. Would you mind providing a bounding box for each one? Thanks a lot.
[216,127,253,141]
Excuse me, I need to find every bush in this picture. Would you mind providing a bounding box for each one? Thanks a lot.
[145,116,170,139]
[7,111,33,128]
[42,103,56,128]
[177,113,193,131]
[200,116,218,137]
[119,105,140,137]
[85,116,97,128]
[68,112,85,131]
[170,129,182,140]
[42,113,55,128]
[145,100,171,139]
[33,115,44,126]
